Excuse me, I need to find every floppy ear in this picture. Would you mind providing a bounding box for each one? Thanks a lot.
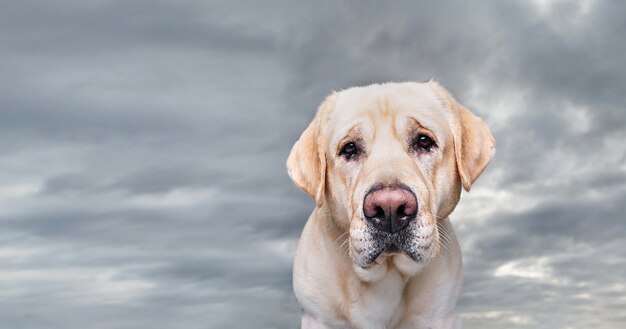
[429,82,496,192]
[286,93,337,206]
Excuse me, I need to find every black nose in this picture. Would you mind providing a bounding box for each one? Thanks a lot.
[363,185,417,233]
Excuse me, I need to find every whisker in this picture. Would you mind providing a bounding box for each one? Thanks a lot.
[343,242,351,258]
[434,214,454,259]
[435,221,453,265]
[333,229,350,245]
[339,235,351,257]
[440,234,453,260]
[332,228,351,256]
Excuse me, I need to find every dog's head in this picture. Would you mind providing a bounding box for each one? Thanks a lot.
[287,82,494,275]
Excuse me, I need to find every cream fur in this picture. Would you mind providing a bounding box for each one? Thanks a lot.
[287,82,494,329]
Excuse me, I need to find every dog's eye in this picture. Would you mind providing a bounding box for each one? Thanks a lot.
[339,142,360,160]
[413,134,436,152]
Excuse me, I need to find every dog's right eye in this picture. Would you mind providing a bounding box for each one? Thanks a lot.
[339,142,360,160]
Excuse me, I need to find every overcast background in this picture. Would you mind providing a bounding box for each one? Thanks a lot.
[1,0,625,328]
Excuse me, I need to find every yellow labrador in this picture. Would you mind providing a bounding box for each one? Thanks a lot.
[287,81,495,329]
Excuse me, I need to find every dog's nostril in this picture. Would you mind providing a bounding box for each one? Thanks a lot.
[374,206,385,219]
[404,202,417,217]
[397,205,405,217]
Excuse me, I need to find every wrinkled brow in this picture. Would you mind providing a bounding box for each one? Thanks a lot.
[335,126,363,153]
[405,116,444,144]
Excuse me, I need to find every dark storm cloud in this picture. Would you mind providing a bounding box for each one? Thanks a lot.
[0,0,624,328]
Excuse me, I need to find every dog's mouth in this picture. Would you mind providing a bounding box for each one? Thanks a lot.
[359,241,409,267]
[375,239,413,259]
[353,225,436,268]
[383,243,400,254]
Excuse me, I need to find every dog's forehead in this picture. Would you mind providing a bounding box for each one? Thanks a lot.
[328,82,452,141]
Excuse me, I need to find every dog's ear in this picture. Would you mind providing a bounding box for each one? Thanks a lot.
[287,92,337,206]
[429,82,495,192]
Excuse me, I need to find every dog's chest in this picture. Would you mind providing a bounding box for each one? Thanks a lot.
[350,270,407,329]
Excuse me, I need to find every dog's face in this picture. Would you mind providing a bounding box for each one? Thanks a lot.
[288,82,494,273]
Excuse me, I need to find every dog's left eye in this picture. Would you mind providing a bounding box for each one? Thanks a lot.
[412,134,436,152]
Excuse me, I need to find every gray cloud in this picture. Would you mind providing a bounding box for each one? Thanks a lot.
[0,0,624,328]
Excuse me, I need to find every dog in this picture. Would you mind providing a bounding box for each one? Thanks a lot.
[287,81,495,329]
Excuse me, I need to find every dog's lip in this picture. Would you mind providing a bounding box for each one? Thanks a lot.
[383,243,400,254]
[360,243,401,267]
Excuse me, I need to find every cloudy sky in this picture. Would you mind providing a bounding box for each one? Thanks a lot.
[1,0,625,328]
